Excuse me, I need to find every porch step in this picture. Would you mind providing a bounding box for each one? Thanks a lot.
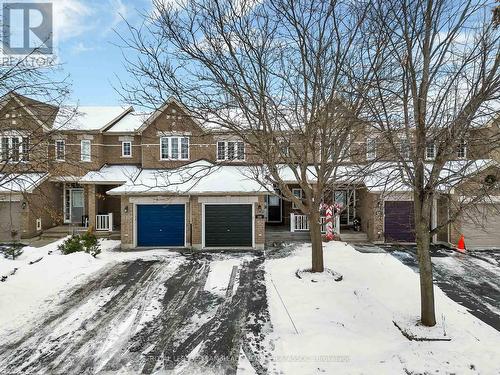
[266,231,311,244]
[339,231,369,243]
[41,226,120,240]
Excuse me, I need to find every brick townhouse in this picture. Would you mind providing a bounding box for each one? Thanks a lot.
[0,92,499,249]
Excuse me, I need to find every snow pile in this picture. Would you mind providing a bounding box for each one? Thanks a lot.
[266,242,500,374]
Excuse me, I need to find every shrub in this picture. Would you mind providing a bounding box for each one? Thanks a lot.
[58,235,84,254]
[81,232,101,258]
[2,243,24,260]
[58,233,101,258]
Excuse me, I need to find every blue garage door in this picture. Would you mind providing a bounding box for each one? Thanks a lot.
[137,204,185,247]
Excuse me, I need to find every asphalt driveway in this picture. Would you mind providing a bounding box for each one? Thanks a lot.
[0,253,272,374]
[354,244,500,332]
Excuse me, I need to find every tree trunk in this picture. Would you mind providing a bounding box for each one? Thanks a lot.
[309,211,324,273]
[414,197,436,327]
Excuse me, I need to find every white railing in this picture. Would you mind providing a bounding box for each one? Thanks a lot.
[96,213,113,232]
[290,213,339,234]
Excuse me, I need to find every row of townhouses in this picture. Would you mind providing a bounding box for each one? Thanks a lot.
[0,92,499,249]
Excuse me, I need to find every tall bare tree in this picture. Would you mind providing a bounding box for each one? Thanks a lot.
[358,0,500,326]
[118,0,374,272]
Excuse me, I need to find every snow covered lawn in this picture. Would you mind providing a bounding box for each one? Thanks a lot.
[266,242,500,374]
[0,238,180,339]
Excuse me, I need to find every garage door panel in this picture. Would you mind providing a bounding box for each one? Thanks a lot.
[384,201,415,242]
[137,204,185,247]
[0,202,21,242]
[204,204,252,247]
[461,204,500,249]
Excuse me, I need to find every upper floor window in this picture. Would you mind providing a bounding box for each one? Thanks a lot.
[366,137,377,160]
[1,135,29,162]
[160,136,189,160]
[292,188,304,209]
[457,139,467,159]
[122,141,132,157]
[217,140,245,161]
[425,141,435,160]
[55,140,65,161]
[81,140,91,162]
[400,138,411,160]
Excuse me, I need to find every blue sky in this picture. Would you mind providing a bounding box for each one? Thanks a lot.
[49,0,150,106]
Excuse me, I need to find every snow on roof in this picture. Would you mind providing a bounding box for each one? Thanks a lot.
[53,106,130,131]
[107,160,266,195]
[104,112,149,133]
[79,165,142,185]
[0,173,48,193]
[270,164,367,184]
[364,159,495,193]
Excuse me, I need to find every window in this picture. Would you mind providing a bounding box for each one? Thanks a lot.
[81,140,91,162]
[457,139,467,159]
[55,140,65,161]
[11,137,19,162]
[0,136,28,162]
[425,141,435,160]
[121,141,132,157]
[366,137,377,160]
[400,138,411,160]
[216,140,245,161]
[292,188,304,209]
[21,137,29,161]
[341,134,351,161]
[160,136,189,160]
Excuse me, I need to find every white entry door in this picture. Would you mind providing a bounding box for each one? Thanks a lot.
[64,185,85,224]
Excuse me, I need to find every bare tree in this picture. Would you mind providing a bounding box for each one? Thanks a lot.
[358,0,500,326]
[118,0,375,272]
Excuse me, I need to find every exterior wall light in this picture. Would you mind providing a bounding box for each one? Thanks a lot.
[21,201,27,209]
[124,206,128,213]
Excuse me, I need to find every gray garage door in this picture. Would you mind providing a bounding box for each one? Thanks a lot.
[0,202,21,242]
[461,204,500,249]
[204,204,253,247]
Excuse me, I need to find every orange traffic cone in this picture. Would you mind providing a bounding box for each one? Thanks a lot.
[457,234,466,253]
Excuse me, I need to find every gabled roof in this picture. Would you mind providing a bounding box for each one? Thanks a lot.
[0,173,49,194]
[136,97,205,134]
[104,111,149,133]
[107,160,266,195]
[0,92,59,130]
[53,106,132,131]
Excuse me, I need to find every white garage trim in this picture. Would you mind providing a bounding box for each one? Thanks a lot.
[198,196,258,204]
[129,196,189,204]
[133,202,188,248]
[201,202,255,249]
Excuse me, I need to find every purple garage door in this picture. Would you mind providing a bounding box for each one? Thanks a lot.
[384,201,415,242]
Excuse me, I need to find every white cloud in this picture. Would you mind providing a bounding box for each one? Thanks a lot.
[71,41,97,54]
[52,0,93,42]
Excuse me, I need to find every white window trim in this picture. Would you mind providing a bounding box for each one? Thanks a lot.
[366,137,377,161]
[121,141,132,158]
[292,188,304,209]
[457,140,467,159]
[1,135,28,163]
[55,140,65,161]
[81,140,91,162]
[425,141,436,160]
[160,136,190,160]
[216,140,245,161]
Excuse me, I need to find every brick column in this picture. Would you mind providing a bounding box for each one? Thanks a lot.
[88,184,97,229]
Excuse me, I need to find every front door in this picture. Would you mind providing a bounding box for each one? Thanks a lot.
[64,185,85,224]
[71,190,84,223]
[334,189,356,226]
[266,195,282,223]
